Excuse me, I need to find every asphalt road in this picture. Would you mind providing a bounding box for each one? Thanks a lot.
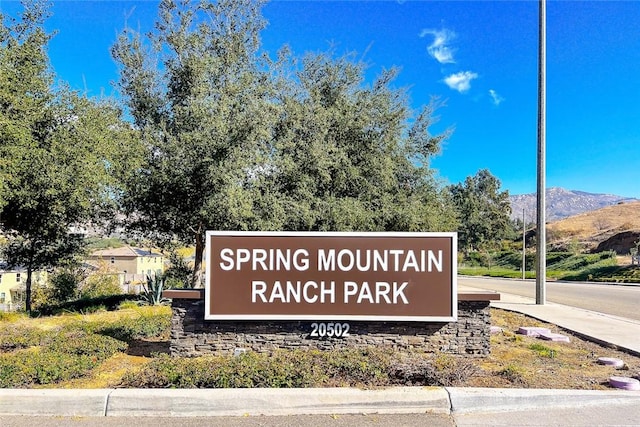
[459,276,640,320]
[5,406,640,427]
[1,414,455,427]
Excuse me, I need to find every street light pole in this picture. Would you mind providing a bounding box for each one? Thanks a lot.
[522,208,526,280]
[536,0,547,304]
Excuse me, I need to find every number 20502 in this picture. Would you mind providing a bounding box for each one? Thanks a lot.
[309,322,350,338]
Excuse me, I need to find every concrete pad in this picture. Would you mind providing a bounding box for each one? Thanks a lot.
[0,389,110,416]
[447,387,640,414]
[106,387,451,417]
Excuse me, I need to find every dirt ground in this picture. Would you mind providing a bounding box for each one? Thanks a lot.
[467,308,640,389]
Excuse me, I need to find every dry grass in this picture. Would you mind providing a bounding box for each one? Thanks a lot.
[468,309,640,389]
[51,353,149,389]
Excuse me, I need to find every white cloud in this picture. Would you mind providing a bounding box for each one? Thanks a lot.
[444,71,478,93]
[489,89,505,106]
[420,28,456,64]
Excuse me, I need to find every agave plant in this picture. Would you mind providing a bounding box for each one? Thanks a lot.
[141,274,170,306]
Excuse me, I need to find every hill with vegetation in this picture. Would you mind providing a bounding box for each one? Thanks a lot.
[546,200,640,255]
[461,200,640,283]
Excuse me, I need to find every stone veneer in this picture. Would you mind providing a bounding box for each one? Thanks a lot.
[166,290,499,358]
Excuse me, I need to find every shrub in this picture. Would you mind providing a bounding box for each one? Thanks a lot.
[164,251,192,289]
[528,343,556,358]
[35,294,140,316]
[119,351,331,389]
[321,348,393,386]
[465,251,487,267]
[80,273,122,299]
[49,330,127,359]
[497,364,527,385]
[78,259,122,300]
[391,354,479,386]
[93,306,171,342]
[0,324,47,352]
[118,300,141,310]
[0,304,172,388]
[0,331,126,388]
[48,268,83,304]
[118,348,480,389]
[140,275,170,306]
[29,283,54,312]
[0,348,93,387]
[0,311,25,322]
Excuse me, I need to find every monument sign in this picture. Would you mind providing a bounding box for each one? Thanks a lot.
[205,231,457,322]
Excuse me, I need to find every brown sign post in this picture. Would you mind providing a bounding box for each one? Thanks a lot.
[205,231,457,321]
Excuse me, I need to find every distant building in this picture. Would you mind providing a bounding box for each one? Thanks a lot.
[0,263,47,312]
[86,246,165,293]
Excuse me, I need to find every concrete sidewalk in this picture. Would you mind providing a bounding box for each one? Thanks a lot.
[459,284,640,356]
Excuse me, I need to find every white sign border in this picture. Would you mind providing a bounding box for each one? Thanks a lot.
[204,231,458,322]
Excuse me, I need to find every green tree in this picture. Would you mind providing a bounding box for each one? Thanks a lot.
[0,1,138,312]
[113,0,456,288]
[448,169,512,254]
[163,251,192,289]
[268,51,456,232]
[48,265,84,304]
[112,0,273,287]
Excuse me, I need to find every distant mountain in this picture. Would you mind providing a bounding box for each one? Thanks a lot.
[509,187,638,222]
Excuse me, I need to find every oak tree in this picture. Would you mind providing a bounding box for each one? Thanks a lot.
[112,0,273,287]
[113,0,456,287]
[448,169,512,254]
[0,1,138,312]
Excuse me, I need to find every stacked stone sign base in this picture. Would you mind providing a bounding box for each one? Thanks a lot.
[166,290,499,357]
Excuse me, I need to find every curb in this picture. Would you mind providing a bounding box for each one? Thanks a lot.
[0,387,451,417]
[0,389,110,417]
[446,387,640,414]
[106,387,451,417]
[2,388,640,417]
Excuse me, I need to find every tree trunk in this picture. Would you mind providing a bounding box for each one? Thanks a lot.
[25,267,33,314]
[192,223,205,288]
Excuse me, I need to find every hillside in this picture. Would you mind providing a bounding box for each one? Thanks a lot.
[545,200,640,254]
[510,187,638,222]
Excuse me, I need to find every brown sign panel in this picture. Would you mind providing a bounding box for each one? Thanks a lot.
[205,232,457,321]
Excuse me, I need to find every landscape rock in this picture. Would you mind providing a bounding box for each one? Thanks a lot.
[598,357,625,368]
[537,331,571,343]
[609,376,640,391]
[517,326,551,337]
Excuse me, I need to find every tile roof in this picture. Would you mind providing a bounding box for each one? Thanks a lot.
[90,246,163,258]
[0,262,26,272]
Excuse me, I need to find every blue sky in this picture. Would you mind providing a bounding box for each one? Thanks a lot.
[2,0,639,198]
